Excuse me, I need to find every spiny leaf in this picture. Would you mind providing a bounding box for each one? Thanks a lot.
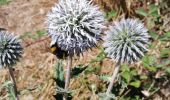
[98,74,111,83]
[71,65,88,78]
[54,61,65,88]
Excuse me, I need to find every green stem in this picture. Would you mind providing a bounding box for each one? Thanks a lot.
[106,63,120,94]
[8,67,19,100]
[63,56,72,100]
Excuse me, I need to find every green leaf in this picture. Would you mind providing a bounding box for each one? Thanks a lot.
[148,66,157,72]
[20,32,32,39]
[90,48,106,63]
[98,92,116,100]
[98,74,111,82]
[2,81,16,100]
[165,32,170,37]
[150,11,160,18]
[135,8,148,17]
[84,65,95,75]
[71,65,88,77]
[142,55,157,67]
[106,10,117,19]
[54,61,65,88]
[121,71,131,83]
[159,32,170,41]
[166,67,170,74]
[0,0,11,5]
[165,60,170,65]
[130,70,138,76]
[140,75,148,80]
[156,64,165,68]
[147,18,155,29]
[36,30,46,37]
[121,64,130,72]
[142,55,158,72]
[160,48,169,58]
[149,4,158,14]
[149,44,156,49]
[148,4,160,19]
[130,80,141,88]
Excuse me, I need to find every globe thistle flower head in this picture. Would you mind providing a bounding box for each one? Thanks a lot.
[0,30,23,68]
[47,0,105,56]
[103,18,150,64]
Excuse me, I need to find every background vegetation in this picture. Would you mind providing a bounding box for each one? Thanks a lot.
[0,0,169,99]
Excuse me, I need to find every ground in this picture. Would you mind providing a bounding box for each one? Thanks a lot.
[0,0,170,100]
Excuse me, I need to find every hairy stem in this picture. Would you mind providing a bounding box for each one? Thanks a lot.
[106,63,120,94]
[8,67,19,100]
[63,56,72,100]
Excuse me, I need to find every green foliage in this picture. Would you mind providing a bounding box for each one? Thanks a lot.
[135,4,161,40]
[90,48,106,63]
[20,29,46,40]
[120,64,141,88]
[0,0,11,5]
[149,31,159,40]
[84,65,96,75]
[160,48,169,58]
[54,61,65,85]
[129,81,141,88]
[159,31,170,41]
[98,74,111,83]
[54,61,73,100]
[142,55,157,72]
[166,67,170,74]
[0,81,16,100]
[149,4,160,17]
[106,10,117,19]
[135,4,160,18]
[71,65,87,78]
[98,92,116,100]
[36,30,46,37]
[135,8,148,17]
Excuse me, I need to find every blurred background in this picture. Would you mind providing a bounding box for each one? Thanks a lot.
[0,0,170,100]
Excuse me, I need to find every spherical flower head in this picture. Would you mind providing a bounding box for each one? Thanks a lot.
[0,30,23,68]
[46,0,105,56]
[103,18,150,64]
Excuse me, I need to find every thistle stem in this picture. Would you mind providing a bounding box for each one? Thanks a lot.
[63,56,72,100]
[106,63,120,94]
[8,67,19,100]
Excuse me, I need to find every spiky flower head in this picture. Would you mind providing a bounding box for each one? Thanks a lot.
[0,30,23,68]
[46,0,105,56]
[103,18,150,64]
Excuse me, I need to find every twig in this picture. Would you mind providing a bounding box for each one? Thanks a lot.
[8,67,19,100]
